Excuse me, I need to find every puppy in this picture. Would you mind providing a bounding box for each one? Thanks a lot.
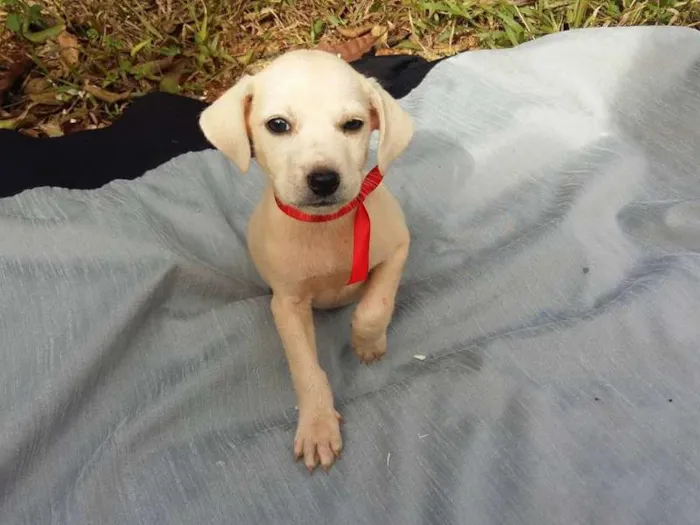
[199,49,413,472]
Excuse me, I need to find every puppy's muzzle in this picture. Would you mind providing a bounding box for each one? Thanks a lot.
[307,169,340,198]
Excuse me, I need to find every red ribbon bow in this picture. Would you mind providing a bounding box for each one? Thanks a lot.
[274,166,383,285]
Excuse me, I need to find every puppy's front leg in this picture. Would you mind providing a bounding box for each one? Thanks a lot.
[270,294,342,472]
[352,243,409,363]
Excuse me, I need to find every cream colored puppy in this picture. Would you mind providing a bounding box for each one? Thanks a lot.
[199,49,413,472]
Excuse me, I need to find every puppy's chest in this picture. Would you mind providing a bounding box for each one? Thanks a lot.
[263,221,388,285]
[274,230,357,280]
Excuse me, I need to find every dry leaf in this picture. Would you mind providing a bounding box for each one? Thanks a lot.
[370,25,390,50]
[0,52,32,98]
[131,56,175,79]
[24,77,50,95]
[60,118,87,135]
[0,104,36,130]
[336,23,374,39]
[57,31,80,68]
[0,117,22,130]
[84,84,131,104]
[28,91,63,105]
[243,7,275,23]
[20,128,41,137]
[316,32,379,62]
[159,59,188,94]
[387,29,411,47]
[38,121,64,137]
[371,27,382,37]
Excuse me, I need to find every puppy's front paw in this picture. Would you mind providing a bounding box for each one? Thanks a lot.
[294,409,343,472]
[352,331,387,364]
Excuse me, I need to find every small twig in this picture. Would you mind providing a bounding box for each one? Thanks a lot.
[514,5,531,33]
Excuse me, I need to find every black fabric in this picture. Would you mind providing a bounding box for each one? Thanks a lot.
[0,54,439,198]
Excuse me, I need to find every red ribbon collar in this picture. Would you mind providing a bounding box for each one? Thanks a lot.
[274,166,383,284]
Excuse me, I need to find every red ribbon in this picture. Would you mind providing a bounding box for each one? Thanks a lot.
[274,166,383,285]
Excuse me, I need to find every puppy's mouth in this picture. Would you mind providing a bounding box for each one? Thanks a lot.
[275,186,360,212]
[275,194,348,213]
[293,192,355,211]
[305,197,343,208]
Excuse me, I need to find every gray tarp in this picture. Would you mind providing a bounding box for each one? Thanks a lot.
[2,26,700,524]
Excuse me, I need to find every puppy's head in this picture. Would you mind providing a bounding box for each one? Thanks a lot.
[199,49,413,211]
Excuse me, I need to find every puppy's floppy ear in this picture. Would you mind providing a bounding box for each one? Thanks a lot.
[199,74,255,173]
[363,77,414,175]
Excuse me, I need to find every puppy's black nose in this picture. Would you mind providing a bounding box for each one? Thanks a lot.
[307,170,340,197]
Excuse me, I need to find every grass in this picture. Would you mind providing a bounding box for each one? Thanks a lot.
[1,0,699,136]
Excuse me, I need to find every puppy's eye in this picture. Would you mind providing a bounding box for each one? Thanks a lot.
[266,118,291,134]
[342,119,364,132]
